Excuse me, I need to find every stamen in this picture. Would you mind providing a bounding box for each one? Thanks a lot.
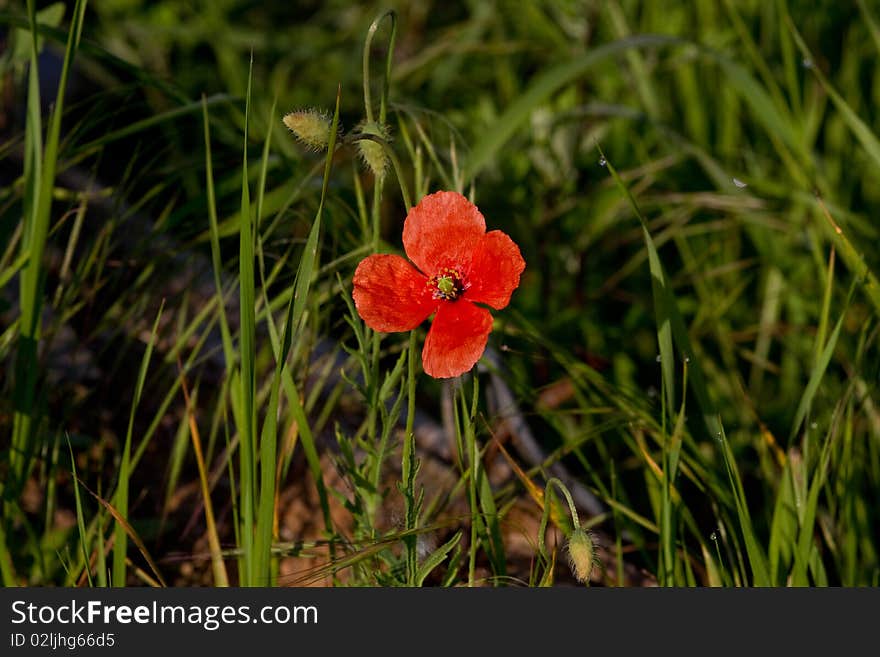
[428,268,466,301]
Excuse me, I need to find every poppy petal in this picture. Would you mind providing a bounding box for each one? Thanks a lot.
[403,191,486,275]
[422,301,493,378]
[464,230,526,310]
[353,254,438,332]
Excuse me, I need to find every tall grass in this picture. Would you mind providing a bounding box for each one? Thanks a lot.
[1,1,878,588]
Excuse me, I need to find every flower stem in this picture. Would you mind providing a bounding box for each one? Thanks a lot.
[352,134,413,211]
[537,477,581,561]
[362,10,397,125]
[455,376,481,587]
[402,331,419,585]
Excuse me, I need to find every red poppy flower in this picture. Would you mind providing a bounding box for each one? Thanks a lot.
[353,191,526,378]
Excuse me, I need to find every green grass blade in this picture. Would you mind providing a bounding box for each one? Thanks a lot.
[788,284,854,443]
[718,425,771,586]
[0,252,30,290]
[0,521,16,586]
[792,405,846,585]
[252,98,281,585]
[293,86,341,335]
[202,96,235,368]
[768,462,798,585]
[237,53,258,586]
[599,149,720,438]
[289,87,343,535]
[68,437,93,587]
[112,299,164,587]
[12,0,87,488]
[601,151,769,584]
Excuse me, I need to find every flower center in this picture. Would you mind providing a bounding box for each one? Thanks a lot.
[428,268,465,301]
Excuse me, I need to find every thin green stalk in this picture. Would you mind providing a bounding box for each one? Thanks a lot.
[456,377,482,587]
[237,53,257,586]
[399,332,420,585]
[537,478,581,562]
[362,10,397,124]
[202,95,235,369]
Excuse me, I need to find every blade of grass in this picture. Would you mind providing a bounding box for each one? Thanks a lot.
[237,52,257,586]
[0,252,30,290]
[285,86,343,537]
[598,147,720,437]
[661,363,688,585]
[178,360,229,586]
[0,521,16,586]
[202,95,235,369]
[12,0,87,489]
[792,395,849,585]
[68,437,93,587]
[254,87,344,581]
[717,424,771,585]
[812,194,880,319]
[788,281,855,444]
[600,150,769,584]
[112,299,164,587]
[86,482,166,587]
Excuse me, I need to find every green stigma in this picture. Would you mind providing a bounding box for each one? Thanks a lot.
[437,276,455,297]
[429,268,465,301]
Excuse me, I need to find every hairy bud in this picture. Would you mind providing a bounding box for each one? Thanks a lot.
[283,108,335,151]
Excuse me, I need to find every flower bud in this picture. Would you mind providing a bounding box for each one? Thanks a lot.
[566,527,595,584]
[283,108,334,151]
[355,120,391,179]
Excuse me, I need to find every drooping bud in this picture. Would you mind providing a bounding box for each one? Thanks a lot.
[283,108,335,151]
[355,120,391,179]
[566,527,595,584]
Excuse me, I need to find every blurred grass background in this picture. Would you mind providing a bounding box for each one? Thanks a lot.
[1,0,878,586]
